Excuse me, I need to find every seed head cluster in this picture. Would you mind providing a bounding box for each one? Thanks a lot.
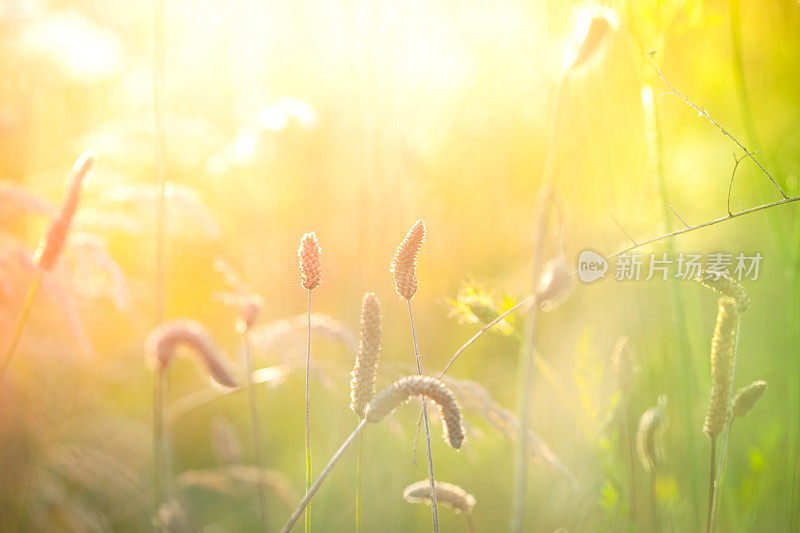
[298,232,321,291]
[391,220,425,300]
[350,293,382,418]
[703,298,739,438]
[35,150,97,271]
[637,395,667,473]
[366,375,464,449]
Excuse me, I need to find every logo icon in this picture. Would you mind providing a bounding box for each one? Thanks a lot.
[578,250,608,283]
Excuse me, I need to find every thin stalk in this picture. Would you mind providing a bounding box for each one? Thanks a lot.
[407,298,439,533]
[153,370,167,521]
[641,81,700,522]
[650,471,660,533]
[706,438,717,533]
[0,271,43,381]
[281,420,368,533]
[305,291,312,533]
[244,330,268,531]
[153,0,167,325]
[510,71,569,533]
[355,432,363,533]
[623,400,638,522]
[465,514,476,533]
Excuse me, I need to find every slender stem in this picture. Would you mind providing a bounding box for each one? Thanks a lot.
[355,432,363,533]
[244,330,268,531]
[407,298,439,533]
[465,514,476,533]
[706,437,717,533]
[641,81,700,522]
[153,0,167,325]
[650,471,659,533]
[153,369,167,523]
[0,271,43,382]
[305,290,312,533]
[281,420,368,533]
[623,400,638,522]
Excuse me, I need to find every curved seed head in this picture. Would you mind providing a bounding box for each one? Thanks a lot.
[637,395,667,473]
[403,480,476,515]
[697,272,750,312]
[562,2,619,74]
[366,375,464,449]
[732,380,767,419]
[145,319,239,388]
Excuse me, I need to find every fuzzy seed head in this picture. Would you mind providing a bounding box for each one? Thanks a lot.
[35,150,97,271]
[403,480,476,515]
[535,255,574,312]
[145,319,239,388]
[637,395,667,473]
[698,272,750,312]
[703,298,739,438]
[732,380,767,419]
[366,375,465,449]
[562,2,619,74]
[298,232,321,291]
[391,220,425,300]
[350,293,382,418]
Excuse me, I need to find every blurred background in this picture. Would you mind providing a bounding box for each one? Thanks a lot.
[1,0,799,530]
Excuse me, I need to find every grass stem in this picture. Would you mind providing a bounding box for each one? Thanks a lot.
[305,291,312,533]
[355,432,363,533]
[281,420,368,533]
[407,298,439,533]
[244,330,268,531]
[0,271,43,382]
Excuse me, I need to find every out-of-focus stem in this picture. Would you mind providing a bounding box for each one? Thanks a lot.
[244,330,268,531]
[0,271,43,382]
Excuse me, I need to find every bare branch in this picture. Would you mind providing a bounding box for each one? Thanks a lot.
[650,54,789,199]
[669,205,692,229]
[727,151,760,215]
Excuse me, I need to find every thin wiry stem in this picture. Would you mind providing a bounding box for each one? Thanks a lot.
[607,194,800,259]
[153,0,167,325]
[281,420,368,533]
[305,290,312,533]
[355,433,363,533]
[153,370,167,524]
[244,330,268,531]
[407,298,439,533]
[641,79,700,522]
[651,57,787,199]
[0,271,43,382]
[706,437,717,533]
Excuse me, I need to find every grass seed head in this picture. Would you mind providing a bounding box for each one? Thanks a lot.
[366,375,464,449]
[403,480,476,515]
[298,232,321,291]
[350,293,382,418]
[703,298,739,438]
[732,380,767,419]
[535,254,574,312]
[145,319,239,388]
[35,150,97,271]
[391,219,425,300]
[562,2,619,74]
[697,272,750,312]
[637,395,667,473]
